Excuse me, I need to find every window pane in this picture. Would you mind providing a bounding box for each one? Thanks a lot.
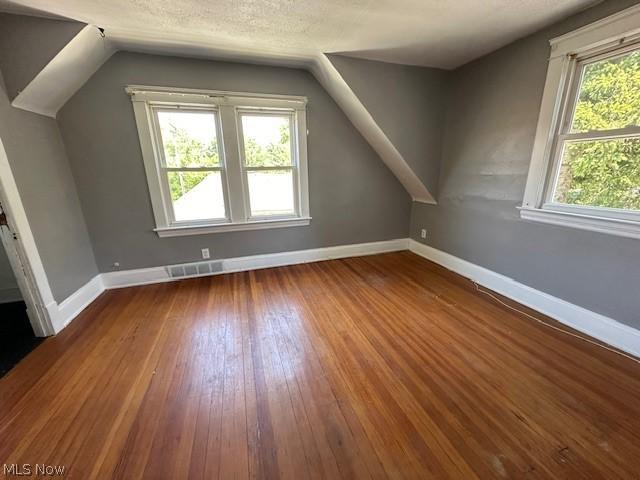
[168,171,226,221]
[553,138,640,210]
[247,170,295,216]
[158,110,220,167]
[241,114,292,167]
[571,49,640,132]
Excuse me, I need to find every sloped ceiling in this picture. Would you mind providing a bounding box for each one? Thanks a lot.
[0,12,83,100]
[328,55,449,199]
[0,0,600,202]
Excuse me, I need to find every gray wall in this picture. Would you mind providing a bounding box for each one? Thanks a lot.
[0,241,20,303]
[0,13,84,101]
[411,0,640,329]
[0,72,98,302]
[328,55,449,198]
[58,52,412,272]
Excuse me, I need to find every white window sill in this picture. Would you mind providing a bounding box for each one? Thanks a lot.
[519,206,640,240]
[155,217,311,237]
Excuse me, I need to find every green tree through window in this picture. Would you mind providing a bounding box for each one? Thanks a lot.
[554,50,640,210]
[243,122,291,167]
[162,124,219,201]
[165,121,292,201]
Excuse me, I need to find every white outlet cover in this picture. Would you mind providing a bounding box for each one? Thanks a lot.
[421,229,427,239]
[201,248,210,259]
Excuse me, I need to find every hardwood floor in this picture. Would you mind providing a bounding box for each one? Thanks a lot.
[1,251,639,479]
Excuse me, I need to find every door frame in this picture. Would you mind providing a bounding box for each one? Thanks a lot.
[0,136,56,337]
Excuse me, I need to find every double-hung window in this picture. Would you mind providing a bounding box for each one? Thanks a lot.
[521,5,640,239]
[128,86,310,237]
[238,111,298,218]
[156,107,227,223]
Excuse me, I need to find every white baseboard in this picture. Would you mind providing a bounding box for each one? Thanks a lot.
[102,238,409,289]
[409,239,640,358]
[0,287,22,304]
[53,275,105,333]
[53,239,410,331]
[101,265,167,289]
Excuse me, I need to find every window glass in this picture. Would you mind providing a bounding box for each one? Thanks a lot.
[168,171,226,221]
[241,115,292,167]
[247,170,295,217]
[157,109,226,221]
[553,47,640,211]
[158,110,221,167]
[240,113,296,217]
[554,138,640,211]
[571,49,640,133]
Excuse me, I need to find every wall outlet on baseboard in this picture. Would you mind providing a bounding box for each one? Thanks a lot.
[420,229,427,239]
[201,248,210,259]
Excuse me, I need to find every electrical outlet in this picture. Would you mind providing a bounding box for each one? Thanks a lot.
[201,248,210,259]
[112,262,120,271]
[420,229,427,239]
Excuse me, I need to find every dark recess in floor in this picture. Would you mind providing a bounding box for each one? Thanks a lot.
[0,301,43,377]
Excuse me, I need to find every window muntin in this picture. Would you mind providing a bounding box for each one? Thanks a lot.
[238,112,297,218]
[154,107,228,223]
[549,45,640,213]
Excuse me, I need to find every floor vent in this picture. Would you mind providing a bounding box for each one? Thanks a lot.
[166,260,224,279]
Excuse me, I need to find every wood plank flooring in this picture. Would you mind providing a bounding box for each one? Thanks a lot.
[1,251,639,479]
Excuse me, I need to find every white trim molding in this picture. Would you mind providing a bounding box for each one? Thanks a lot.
[102,238,409,288]
[409,240,640,359]
[519,206,640,240]
[549,3,640,58]
[155,216,311,237]
[0,129,57,336]
[521,4,640,240]
[126,86,308,107]
[53,275,105,333]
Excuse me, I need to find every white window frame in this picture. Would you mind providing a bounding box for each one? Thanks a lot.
[520,4,640,240]
[151,105,230,226]
[127,85,310,237]
[236,109,301,220]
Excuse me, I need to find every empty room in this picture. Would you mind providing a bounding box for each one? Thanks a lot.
[0,0,639,478]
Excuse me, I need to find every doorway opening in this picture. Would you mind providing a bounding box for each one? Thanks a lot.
[0,233,43,376]
[0,135,57,347]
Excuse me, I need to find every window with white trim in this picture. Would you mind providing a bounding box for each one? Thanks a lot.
[521,5,640,240]
[127,86,310,237]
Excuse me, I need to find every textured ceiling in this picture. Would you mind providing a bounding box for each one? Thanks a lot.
[0,0,598,69]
